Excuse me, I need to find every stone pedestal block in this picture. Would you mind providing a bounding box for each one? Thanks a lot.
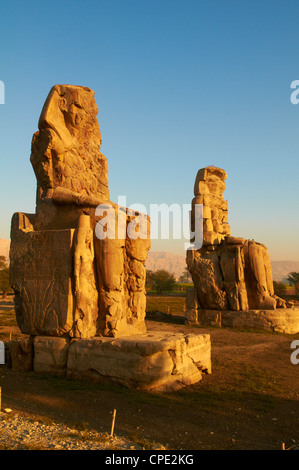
[6,337,33,372]
[33,336,70,376]
[31,332,211,392]
[185,307,299,334]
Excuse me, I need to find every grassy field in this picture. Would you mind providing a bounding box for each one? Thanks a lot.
[146,295,186,316]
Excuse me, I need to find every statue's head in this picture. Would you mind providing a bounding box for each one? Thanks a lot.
[38,84,101,148]
[31,84,109,211]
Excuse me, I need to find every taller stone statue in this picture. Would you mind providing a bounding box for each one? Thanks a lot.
[10,85,150,339]
[186,166,291,325]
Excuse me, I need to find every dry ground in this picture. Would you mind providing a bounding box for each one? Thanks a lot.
[0,295,299,450]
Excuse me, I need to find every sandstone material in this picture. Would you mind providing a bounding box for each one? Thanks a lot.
[66,332,211,392]
[30,332,211,391]
[31,84,109,231]
[185,308,199,324]
[186,288,200,310]
[73,215,99,338]
[10,85,151,339]
[93,204,150,337]
[6,337,33,372]
[230,308,299,334]
[191,167,230,247]
[187,166,289,315]
[33,336,70,376]
[10,214,76,336]
[10,213,98,338]
[186,308,299,335]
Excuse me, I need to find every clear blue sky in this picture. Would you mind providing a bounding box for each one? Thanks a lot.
[0,0,298,259]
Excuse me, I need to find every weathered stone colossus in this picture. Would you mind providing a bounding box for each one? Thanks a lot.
[191,166,230,246]
[10,85,150,338]
[8,85,212,392]
[186,166,292,324]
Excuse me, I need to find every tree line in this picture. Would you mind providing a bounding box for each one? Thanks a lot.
[146,268,192,294]
[0,256,10,299]
[0,255,298,298]
[274,272,299,297]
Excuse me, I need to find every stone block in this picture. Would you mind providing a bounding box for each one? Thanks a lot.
[66,332,211,392]
[231,309,299,334]
[191,308,299,334]
[6,337,33,372]
[33,336,70,376]
[186,288,200,310]
[10,214,99,338]
[185,308,198,323]
[10,219,75,337]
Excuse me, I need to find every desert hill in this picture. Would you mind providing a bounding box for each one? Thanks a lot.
[145,251,187,279]
[146,251,299,282]
[270,260,299,283]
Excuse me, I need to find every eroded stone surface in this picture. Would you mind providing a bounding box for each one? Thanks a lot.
[185,307,299,335]
[33,336,70,376]
[10,332,211,392]
[31,84,109,231]
[6,337,33,372]
[10,85,151,338]
[187,166,289,314]
[191,166,230,246]
[10,213,98,338]
[66,332,211,391]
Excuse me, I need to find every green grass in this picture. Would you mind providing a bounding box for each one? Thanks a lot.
[146,282,193,296]
[146,295,186,316]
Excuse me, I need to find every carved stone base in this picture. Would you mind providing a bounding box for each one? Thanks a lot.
[185,307,299,334]
[5,333,211,392]
[65,332,211,391]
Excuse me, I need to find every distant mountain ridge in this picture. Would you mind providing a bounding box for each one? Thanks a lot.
[145,251,187,279]
[146,250,299,282]
[0,239,298,282]
[270,260,299,283]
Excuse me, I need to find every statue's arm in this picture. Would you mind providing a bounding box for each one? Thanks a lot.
[52,187,103,207]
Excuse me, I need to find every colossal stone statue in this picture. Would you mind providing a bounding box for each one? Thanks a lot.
[10,85,150,339]
[186,166,292,326]
[7,86,212,392]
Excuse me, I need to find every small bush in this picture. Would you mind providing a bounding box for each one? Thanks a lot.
[273,281,287,297]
